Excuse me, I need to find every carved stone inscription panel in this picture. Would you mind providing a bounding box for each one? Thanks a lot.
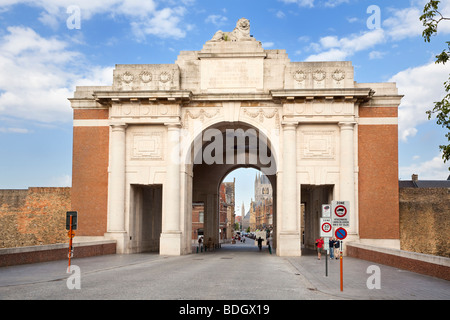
[131,132,164,160]
[200,58,264,92]
[299,130,336,160]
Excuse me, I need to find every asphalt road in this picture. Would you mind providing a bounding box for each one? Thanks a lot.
[1,239,449,304]
[0,240,330,300]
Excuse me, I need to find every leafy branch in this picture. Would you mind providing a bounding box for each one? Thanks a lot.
[420,0,450,169]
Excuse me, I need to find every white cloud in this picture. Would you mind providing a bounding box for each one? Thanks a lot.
[383,1,450,41]
[324,0,349,8]
[205,14,228,26]
[0,26,112,125]
[305,29,385,61]
[262,42,275,48]
[389,61,450,142]
[305,1,450,61]
[278,0,314,8]
[399,153,449,180]
[369,50,386,60]
[276,10,285,19]
[131,6,188,40]
[0,0,191,40]
[383,6,423,41]
[0,127,30,134]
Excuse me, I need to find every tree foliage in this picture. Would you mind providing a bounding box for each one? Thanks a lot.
[420,0,450,169]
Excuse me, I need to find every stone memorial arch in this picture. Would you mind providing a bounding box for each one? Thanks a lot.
[69,18,402,256]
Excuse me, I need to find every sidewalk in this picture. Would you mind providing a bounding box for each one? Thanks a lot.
[287,249,450,300]
[0,245,448,300]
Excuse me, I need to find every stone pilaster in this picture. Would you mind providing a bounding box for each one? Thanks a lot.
[106,123,127,253]
[278,122,301,256]
[339,122,357,236]
[160,123,182,255]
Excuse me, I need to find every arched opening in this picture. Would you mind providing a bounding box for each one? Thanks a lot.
[220,167,275,252]
[187,121,277,254]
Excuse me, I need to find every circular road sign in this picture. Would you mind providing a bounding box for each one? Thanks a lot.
[335,227,347,240]
[322,222,332,233]
[334,205,347,218]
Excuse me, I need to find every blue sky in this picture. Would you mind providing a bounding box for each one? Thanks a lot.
[0,0,449,215]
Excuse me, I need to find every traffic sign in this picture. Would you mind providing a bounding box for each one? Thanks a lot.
[320,218,333,237]
[331,201,349,227]
[335,227,347,240]
[322,204,331,217]
[66,211,78,230]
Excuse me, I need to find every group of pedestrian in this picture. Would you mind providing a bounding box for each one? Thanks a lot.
[315,237,340,260]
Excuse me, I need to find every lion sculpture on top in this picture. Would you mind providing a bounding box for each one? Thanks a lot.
[210,18,256,42]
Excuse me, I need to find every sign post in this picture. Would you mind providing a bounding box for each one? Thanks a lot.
[332,201,349,292]
[340,240,343,291]
[320,217,332,277]
[66,211,77,272]
[335,227,347,291]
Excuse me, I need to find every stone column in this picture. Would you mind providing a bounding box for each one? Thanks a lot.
[107,123,127,253]
[339,122,357,236]
[160,123,182,255]
[278,122,301,256]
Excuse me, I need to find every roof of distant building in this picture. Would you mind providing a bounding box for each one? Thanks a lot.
[399,174,450,188]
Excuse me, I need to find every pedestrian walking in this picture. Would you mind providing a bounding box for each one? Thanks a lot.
[329,238,335,259]
[257,237,263,251]
[198,236,203,252]
[267,236,272,254]
[334,239,340,259]
[315,237,324,260]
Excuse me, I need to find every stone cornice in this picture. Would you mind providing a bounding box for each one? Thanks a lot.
[270,88,375,103]
[93,90,192,105]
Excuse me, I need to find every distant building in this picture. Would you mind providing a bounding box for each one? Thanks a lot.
[193,180,235,241]
[248,173,273,232]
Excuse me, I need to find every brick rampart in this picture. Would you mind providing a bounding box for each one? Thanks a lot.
[0,188,71,248]
[0,241,116,267]
[347,242,450,281]
[399,188,450,258]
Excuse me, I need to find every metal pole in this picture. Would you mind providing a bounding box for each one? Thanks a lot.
[340,240,343,291]
[68,215,73,272]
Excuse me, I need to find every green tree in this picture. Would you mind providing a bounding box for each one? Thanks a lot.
[420,0,450,170]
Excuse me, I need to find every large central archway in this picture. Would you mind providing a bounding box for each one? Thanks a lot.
[186,121,278,252]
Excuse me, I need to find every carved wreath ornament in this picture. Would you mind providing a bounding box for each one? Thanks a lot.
[121,71,134,83]
[293,70,307,82]
[159,71,172,83]
[332,69,345,83]
[312,70,326,82]
[139,71,152,83]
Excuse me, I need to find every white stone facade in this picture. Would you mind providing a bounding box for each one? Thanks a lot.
[70,19,402,256]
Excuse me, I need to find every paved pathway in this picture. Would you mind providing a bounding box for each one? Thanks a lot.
[0,240,448,301]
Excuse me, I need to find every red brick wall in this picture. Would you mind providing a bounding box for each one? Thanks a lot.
[0,188,71,248]
[347,244,450,281]
[358,107,399,239]
[71,109,109,236]
[0,242,116,267]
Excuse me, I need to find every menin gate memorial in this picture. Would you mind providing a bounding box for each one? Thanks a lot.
[69,18,402,256]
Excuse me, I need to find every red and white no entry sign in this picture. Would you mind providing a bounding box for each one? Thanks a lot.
[332,201,350,227]
[334,205,347,217]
